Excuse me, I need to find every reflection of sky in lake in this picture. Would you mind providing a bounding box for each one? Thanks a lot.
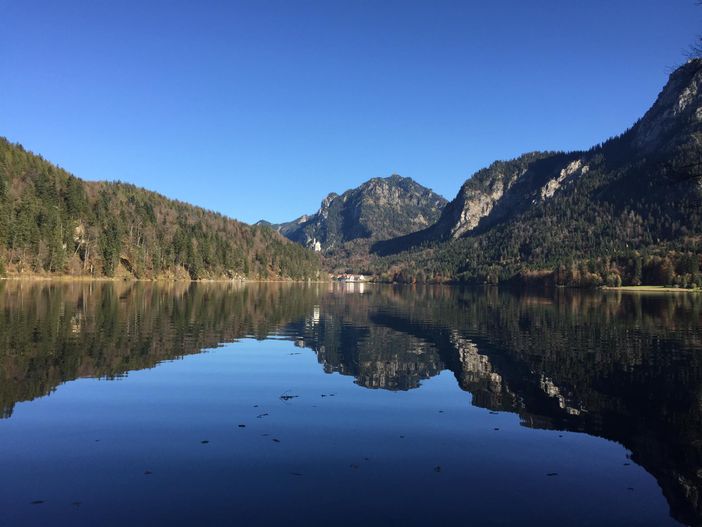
[1,339,674,527]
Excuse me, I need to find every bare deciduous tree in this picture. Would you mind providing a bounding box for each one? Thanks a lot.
[690,1,702,58]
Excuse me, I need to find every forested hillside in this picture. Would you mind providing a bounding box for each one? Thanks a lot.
[0,138,320,280]
[370,59,702,287]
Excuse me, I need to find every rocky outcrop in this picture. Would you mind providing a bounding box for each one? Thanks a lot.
[539,159,589,201]
[426,151,579,240]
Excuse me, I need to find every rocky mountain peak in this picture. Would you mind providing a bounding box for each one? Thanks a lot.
[319,192,338,210]
[268,175,447,256]
[631,58,702,152]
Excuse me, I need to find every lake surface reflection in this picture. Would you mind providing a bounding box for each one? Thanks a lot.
[1,281,701,526]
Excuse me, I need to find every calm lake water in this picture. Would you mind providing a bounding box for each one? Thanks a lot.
[0,281,701,526]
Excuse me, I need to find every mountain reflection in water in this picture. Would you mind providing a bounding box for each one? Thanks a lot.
[0,281,700,526]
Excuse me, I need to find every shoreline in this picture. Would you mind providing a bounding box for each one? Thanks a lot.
[602,285,701,293]
[1,276,699,292]
[0,275,329,284]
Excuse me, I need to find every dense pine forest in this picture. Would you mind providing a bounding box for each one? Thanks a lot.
[0,138,320,280]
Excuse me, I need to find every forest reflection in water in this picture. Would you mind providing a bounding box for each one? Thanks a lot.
[0,280,700,526]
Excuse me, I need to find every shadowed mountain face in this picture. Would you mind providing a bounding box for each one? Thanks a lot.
[372,60,702,281]
[1,282,701,525]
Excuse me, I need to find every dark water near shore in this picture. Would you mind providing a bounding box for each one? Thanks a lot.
[0,281,701,526]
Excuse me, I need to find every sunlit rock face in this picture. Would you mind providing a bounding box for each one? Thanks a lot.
[540,159,589,201]
[429,151,578,240]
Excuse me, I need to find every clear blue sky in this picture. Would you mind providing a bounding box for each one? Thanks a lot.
[1,1,699,224]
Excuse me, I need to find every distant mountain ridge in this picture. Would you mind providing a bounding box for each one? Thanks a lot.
[261,175,446,270]
[370,59,702,285]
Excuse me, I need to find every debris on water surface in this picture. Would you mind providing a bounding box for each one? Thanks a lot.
[627,487,635,491]
[256,413,269,419]
[72,501,82,507]
[489,411,498,415]
[261,433,270,437]
[350,463,359,469]
[280,394,298,401]
[399,435,405,439]
[623,462,631,466]
[493,428,500,431]
[438,410,444,413]
[290,472,304,477]
[30,500,45,505]
[144,470,152,475]
[201,440,209,444]
[272,438,280,443]
[238,424,246,428]
[546,472,558,477]
[434,466,441,473]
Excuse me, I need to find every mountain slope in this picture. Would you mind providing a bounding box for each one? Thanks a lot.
[372,59,702,285]
[265,175,446,270]
[0,138,321,280]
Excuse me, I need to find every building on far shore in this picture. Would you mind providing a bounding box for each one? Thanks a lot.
[332,273,369,283]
